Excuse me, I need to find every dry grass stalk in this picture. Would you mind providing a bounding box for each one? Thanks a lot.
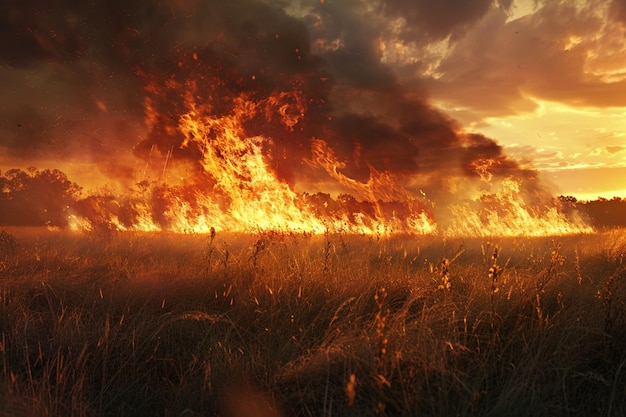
[439,258,451,291]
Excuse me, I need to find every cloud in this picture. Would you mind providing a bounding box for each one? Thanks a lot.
[610,0,626,23]
[382,0,501,42]
[424,0,626,123]
[606,145,624,154]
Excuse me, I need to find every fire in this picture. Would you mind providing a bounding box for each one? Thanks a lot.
[178,94,323,232]
[71,89,437,235]
[442,178,593,237]
[69,86,591,237]
[173,89,439,234]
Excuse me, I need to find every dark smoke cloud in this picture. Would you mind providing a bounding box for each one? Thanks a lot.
[382,0,501,42]
[610,0,626,23]
[1,0,542,202]
[0,0,153,172]
[294,0,540,198]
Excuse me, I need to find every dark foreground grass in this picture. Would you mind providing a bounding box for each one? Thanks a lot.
[0,227,625,417]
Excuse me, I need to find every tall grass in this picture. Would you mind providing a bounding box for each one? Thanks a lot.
[0,227,624,416]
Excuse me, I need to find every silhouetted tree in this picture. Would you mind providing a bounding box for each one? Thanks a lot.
[578,197,626,228]
[0,168,82,227]
[558,195,578,204]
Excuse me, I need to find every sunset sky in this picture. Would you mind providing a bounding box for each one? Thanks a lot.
[422,0,626,200]
[1,0,625,201]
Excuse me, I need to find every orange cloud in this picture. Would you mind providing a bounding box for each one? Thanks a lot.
[423,1,626,122]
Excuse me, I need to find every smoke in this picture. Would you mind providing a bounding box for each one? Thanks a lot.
[611,0,626,23]
[1,0,565,231]
[382,0,515,42]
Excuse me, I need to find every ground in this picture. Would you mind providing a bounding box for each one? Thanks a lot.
[0,228,625,416]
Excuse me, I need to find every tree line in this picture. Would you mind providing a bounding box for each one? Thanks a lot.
[559,195,626,228]
[0,168,81,227]
[1,168,625,229]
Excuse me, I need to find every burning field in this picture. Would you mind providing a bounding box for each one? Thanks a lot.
[1,0,625,416]
[0,0,598,237]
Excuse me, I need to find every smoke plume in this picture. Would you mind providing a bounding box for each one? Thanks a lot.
[0,0,588,234]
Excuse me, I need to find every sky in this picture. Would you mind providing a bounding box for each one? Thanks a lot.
[1,0,625,202]
[422,0,626,200]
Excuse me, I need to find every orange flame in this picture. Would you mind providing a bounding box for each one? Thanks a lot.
[443,178,593,237]
[175,92,435,234]
[69,86,592,237]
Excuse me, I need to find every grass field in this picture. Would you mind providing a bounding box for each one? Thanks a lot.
[0,227,625,416]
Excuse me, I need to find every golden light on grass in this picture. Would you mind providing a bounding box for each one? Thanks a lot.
[1,227,625,416]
